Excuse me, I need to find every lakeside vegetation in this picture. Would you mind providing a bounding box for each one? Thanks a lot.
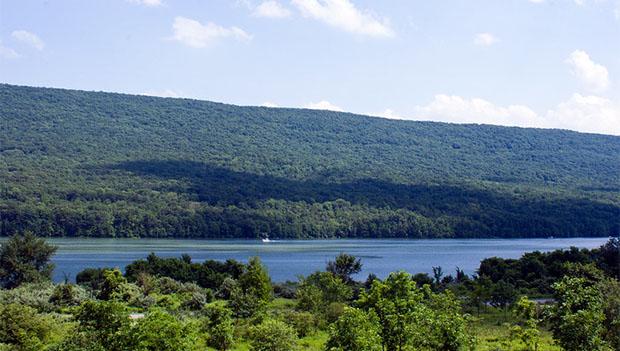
[0,233,618,350]
[2,84,620,239]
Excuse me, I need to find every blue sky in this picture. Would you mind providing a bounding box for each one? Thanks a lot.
[1,0,619,135]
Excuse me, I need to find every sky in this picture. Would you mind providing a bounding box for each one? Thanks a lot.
[1,0,619,135]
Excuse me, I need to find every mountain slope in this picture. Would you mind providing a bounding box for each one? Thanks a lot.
[1,84,619,238]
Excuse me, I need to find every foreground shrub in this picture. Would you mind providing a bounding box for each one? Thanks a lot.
[249,319,297,351]
[325,307,382,351]
[123,309,197,351]
[202,303,234,350]
[0,303,54,351]
[548,276,607,351]
[285,310,316,337]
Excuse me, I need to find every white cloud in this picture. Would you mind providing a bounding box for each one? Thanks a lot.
[545,94,620,135]
[126,0,163,7]
[474,33,498,46]
[615,3,620,19]
[371,108,406,119]
[253,1,291,18]
[261,101,280,107]
[0,41,19,59]
[386,93,620,135]
[291,0,394,37]
[303,100,343,111]
[528,0,545,3]
[141,89,182,98]
[11,30,44,51]
[170,17,252,48]
[566,50,610,92]
[414,95,542,127]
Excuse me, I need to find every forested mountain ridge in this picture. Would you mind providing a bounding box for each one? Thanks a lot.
[1,84,619,238]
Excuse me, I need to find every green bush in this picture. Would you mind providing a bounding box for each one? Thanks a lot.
[122,309,197,351]
[249,319,298,351]
[0,303,54,351]
[325,307,382,351]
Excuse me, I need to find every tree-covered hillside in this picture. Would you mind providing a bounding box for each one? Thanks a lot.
[1,84,619,238]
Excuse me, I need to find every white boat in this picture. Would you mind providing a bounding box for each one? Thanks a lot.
[261,237,271,243]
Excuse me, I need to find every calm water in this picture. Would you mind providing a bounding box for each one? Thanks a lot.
[13,237,608,283]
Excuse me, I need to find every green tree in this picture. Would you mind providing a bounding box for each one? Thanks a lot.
[123,309,196,351]
[421,287,474,351]
[358,271,425,351]
[0,232,57,289]
[230,257,272,318]
[0,303,54,351]
[511,296,541,351]
[326,253,362,284]
[74,300,129,350]
[598,278,620,350]
[325,307,382,351]
[202,303,234,351]
[548,276,608,351]
[296,271,352,313]
[249,319,298,351]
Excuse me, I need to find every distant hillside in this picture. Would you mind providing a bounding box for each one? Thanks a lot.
[1,84,619,238]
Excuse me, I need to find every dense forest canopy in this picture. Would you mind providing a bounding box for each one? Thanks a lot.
[1,84,619,238]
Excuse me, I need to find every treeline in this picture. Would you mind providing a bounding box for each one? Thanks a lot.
[1,84,620,239]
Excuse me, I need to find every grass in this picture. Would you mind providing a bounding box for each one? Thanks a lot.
[470,308,561,351]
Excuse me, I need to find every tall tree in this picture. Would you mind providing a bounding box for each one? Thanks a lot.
[0,232,57,288]
[548,276,608,351]
[326,253,362,284]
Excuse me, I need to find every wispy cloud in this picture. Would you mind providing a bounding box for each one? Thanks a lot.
[291,0,394,38]
[126,0,163,7]
[11,30,44,51]
[253,1,291,18]
[474,33,498,46]
[0,41,20,59]
[170,17,252,48]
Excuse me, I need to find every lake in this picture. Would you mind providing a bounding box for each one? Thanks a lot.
[17,237,610,283]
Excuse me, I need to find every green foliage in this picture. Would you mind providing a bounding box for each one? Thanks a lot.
[598,278,620,350]
[0,232,57,288]
[74,300,129,350]
[249,319,298,351]
[50,283,89,307]
[359,271,473,351]
[326,253,362,284]
[76,267,109,290]
[358,271,426,350]
[123,309,197,351]
[509,297,541,351]
[97,268,140,303]
[421,287,474,351]
[296,271,352,314]
[284,310,316,337]
[230,257,272,318]
[202,303,235,350]
[325,307,382,351]
[2,84,619,240]
[0,303,54,351]
[548,276,608,351]
[476,242,619,297]
[125,253,243,289]
[0,282,56,312]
